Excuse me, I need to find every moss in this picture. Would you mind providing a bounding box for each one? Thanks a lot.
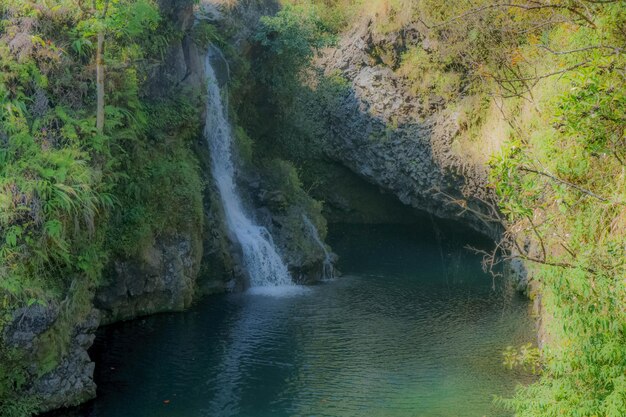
[396,46,463,104]
[35,279,94,377]
[255,158,328,271]
[191,21,225,49]
[0,346,39,417]
[233,126,255,168]
[107,87,205,258]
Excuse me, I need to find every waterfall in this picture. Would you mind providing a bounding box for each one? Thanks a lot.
[203,53,292,289]
[302,215,335,280]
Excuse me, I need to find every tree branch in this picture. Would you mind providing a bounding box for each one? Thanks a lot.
[539,44,623,55]
[519,166,613,203]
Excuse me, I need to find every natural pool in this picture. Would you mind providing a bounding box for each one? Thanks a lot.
[78,222,534,417]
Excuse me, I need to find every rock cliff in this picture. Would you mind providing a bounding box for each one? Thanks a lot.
[315,19,502,239]
[5,1,220,411]
[8,1,520,413]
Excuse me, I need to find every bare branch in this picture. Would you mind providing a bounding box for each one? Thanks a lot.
[539,44,623,55]
[487,61,591,83]
[421,2,597,30]
[518,166,614,203]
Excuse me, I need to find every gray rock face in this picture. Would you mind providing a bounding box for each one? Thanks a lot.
[316,19,502,238]
[2,1,216,412]
[146,0,205,97]
[3,304,59,351]
[95,235,201,324]
[3,306,100,412]
[29,310,100,411]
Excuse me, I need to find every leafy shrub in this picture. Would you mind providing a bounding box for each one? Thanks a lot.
[0,0,206,412]
[192,21,224,49]
[397,46,462,103]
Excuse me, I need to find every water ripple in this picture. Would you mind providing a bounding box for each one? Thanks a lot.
[85,224,535,417]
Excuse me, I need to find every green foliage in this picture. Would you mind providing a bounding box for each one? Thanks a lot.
[555,64,626,166]
[0,0,206,412]
[192,21,224,49]
[503,343,541,374]
[107,87,204,257]
[0,0,164,301]
[0,17,113,303]
[236,7,350,161]
[108,143,204,256]
[259,158,328,263]
[261,159,305,205]
[233,125,255,167]
[397,46,463,104]
[254,4,334,99]
[0,346,39,417]
[486,5,626,414]
[109,0,160,39]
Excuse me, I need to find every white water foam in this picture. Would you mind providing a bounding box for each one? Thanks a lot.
[204,53,293,290]
[302,214,335,280]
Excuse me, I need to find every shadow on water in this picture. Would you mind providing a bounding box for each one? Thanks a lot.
[50,218,535,417]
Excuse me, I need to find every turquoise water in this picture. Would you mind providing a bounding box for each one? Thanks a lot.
[81,222,534,417]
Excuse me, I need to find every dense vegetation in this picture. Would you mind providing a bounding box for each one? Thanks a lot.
[0,0,204,414]
[1,0,624,415]
[248,0,626,415]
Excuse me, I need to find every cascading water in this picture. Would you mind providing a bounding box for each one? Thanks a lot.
[302,214,334,280]
[203,52,292,289]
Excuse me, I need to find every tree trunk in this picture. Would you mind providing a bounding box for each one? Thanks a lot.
[96,30,105,134]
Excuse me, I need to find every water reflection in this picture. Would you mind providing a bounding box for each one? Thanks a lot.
[77,222,534,417]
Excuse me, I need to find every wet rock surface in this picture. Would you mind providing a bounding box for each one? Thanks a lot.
[147,0,204,95]
[4,306,100,412]
[239,171,333,285]
[3,304,59,351]
[95,235,201,324]
[29,311,100,412]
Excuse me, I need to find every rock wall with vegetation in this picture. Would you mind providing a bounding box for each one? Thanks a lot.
[197,0,335,284]
[0,0,335,413]
[1,0,624,416]
[314,19,503,238]
[228,0,625,415]
[0,0,222,413]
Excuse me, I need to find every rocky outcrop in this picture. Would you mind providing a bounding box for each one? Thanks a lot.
[199,0,333,285]
[315,19,502,239]
[3,305,59,353]
[95,0,242,321]
[147,0,205,94]
[95,234,201,324]
[3,305,100,412]
[258,202,334,284]
[28,311,100,411]
[4,1,223,412]
[95,1,214,323]
[198,0,279,48]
